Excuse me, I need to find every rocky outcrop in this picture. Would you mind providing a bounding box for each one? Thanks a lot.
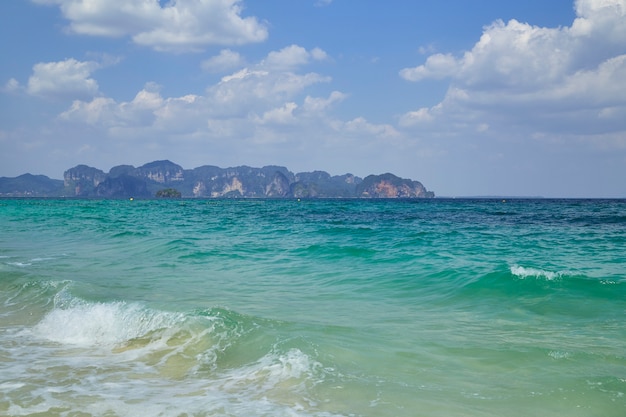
[356,173,434,198]
[108,165,136,178]
[189,165,295,198]
[134,160,185,184]
[63,165,107,196]
[291,171,361,198]
[94,175,151,198]
[265,172,291,197]
[155,188,182,198]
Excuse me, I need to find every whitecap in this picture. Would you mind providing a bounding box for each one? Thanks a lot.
[510,265,568,281]
[548,350,571,360]
[33,299,183,348]
[30,257,55,262]
[219,348,324,394]
[7,262,32,267]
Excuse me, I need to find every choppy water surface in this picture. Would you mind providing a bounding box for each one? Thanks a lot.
[1,198,625,416]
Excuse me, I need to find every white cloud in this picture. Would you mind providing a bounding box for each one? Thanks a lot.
[572,0,626,42]
[310,47,329,61]
[58,43,334,135]
[211,69,330,117]
[398,108,435,127]
[32,0,268,52]
[302,91,347,113]
[60,82,204,129]
[399,0,626,139]
[399,53,459,82]
[261,45,328,71]
[207,46,332,116]
[60,96,117,125]
[58,45,334,134]
[400,19,574,89]
[27,58,101,99]
[256,102,298,125]
[201,49,246,73]
[342,117,400,139]
[3,78,20,93]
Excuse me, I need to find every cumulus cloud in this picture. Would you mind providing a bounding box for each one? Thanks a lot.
[60,82,202,129]
[211,69,330,116]
[201,49,246,73]
[261,45,328,71]
[65,44,332,132]
[27,58,101,99]
[58,45,334,135]
[256,102,298,125]
[32,0,268,52]
[60,96,117,125]
[399,0,626,138]
[399,19,574,89]
[399,53,459,82]
[302,91,347,113]
[206,45,331,116]
[572,0,626,43]
[398,107,435,127]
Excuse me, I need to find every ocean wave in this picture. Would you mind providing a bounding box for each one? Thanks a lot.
[1,279,72,322]
[16,296,342,417]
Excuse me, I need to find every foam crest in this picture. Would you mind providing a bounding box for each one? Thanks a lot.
[34,298,182,348]
[220,348,323,394]
[510,265,568,281]
[3,255,59,268]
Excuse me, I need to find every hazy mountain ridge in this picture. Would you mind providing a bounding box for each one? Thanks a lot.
[0,160,434,198]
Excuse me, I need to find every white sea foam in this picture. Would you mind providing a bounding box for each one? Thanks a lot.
[549,350,571,360]
[30,257,55,262]
[220,348,323,392]
[510,265,568,281]
[34,298,183,348]
[11,307,337,417]
[7,261,32,267]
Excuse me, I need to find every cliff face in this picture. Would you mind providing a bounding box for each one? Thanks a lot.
[134,160,185,184]
[94,175,151,198]
[356,173,434,198]
[190,165,294,198]
[291,171,360,198]
[3,160,435,199]
[63,165,107,196]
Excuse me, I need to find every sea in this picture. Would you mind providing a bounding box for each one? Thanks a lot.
[0,198,625,417]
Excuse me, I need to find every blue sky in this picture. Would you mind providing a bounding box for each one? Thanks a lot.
[1,0,625,197]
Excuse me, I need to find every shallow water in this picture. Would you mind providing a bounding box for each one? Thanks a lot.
[1,198,625,416]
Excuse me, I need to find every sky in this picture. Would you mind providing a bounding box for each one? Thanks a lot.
[1,0,625,197]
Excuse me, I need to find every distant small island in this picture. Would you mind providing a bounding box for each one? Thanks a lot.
[0,160,434,199]
[155,188,182,198]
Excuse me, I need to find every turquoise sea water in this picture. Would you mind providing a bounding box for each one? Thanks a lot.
[1,198,625,417]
